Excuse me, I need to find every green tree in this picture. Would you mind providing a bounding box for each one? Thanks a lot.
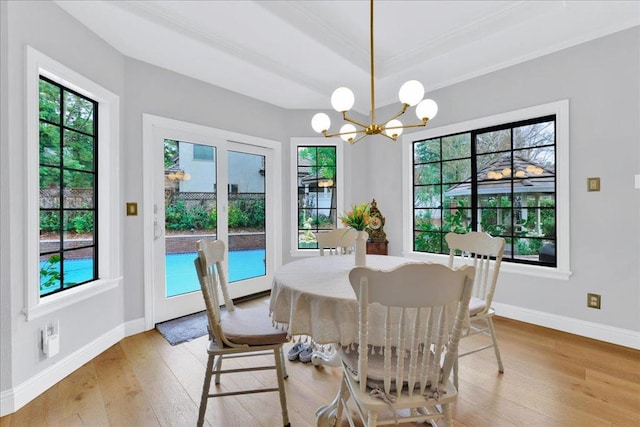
[298,146,336,180]
[39,79,95,189]
[164,139,179,169]
[40,255,61,292]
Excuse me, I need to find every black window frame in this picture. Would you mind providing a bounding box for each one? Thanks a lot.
[296,145,338,250]
[412,114,557,267]
[39,75,99,296]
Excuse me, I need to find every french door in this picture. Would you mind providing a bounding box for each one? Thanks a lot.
[145,117,280,325]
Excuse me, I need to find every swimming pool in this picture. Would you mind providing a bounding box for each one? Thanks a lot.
[40,249,266,297]
[166,249,266,296]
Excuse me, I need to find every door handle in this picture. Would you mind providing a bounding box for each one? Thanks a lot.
[154,219,163,241]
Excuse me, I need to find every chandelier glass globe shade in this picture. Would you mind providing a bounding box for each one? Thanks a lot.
[398,80,425,106]
[416,98,438,120]
[384,119,403,138]
[311,113,331,133]
[340,124,357,142]
[331,87,355,112]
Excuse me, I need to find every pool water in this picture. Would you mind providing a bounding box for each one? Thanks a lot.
[166,249,266,297]
[40,249,266,297]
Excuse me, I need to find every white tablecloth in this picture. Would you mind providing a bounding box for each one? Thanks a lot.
[269,255,421,346]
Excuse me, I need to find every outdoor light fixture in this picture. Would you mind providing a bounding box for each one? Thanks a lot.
[166,170,191,181]
[311,0,438,144]
[487,165,544,180]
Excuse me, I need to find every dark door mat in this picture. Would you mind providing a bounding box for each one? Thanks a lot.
[156,311,208,345]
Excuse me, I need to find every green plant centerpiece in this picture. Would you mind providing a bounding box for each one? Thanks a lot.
[339,202,370,231]
[339,202,370,266]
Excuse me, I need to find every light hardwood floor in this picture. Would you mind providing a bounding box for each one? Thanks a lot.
[2,298,639,426]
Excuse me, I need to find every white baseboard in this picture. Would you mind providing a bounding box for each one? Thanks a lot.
[0,389,15,417]
[493,302,640,350]
[0,323,125,417]
[124,317,147,337]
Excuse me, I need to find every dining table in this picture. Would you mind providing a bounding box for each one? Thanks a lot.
[269,254,423,350]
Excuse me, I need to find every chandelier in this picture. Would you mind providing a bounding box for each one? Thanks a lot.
[311,0,438,144]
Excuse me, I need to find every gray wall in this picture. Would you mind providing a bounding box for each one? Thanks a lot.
[122,58,289,322]
[1,0,126,395]
[369,28,640,332]
[1,0,638,413]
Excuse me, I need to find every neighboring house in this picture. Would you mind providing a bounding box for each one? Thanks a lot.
[445,153,555,236]
[168,143,265,194]
[298,156,335,219]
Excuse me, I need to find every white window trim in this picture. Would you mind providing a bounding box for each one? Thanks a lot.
[290,137,344,257]
[24,46,122,320]
[401,100,571,280]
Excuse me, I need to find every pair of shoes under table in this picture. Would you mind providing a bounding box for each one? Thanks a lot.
[287,342,313,363]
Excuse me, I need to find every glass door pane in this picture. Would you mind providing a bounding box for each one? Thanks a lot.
[227,150,265,283]
[152,130,275,325]
[164,139,217,297]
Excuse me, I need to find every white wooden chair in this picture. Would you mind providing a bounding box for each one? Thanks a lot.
[445,231,506,389]
[194,239,290,427]
[315,228,358,256]
[331,263,475,427]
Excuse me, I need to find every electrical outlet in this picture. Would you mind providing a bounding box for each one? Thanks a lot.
[587,293,601,309]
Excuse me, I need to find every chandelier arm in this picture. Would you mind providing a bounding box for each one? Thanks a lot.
[385,118,430,131]
[322,127,367,139]
[342,112,370,129]
[379,132,398,142]
[379,103,410,125]
[350,133,370,145]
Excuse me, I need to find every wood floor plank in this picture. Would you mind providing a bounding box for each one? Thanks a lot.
[93,344,159,426]
[0,415,10,427]
[144,329,206,396]
[4,383,62,427]
[119,333,200,426]
[54,362,110,426]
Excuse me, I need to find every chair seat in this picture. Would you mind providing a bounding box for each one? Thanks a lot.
[343,367,458,408]
[469,296,487,316]
[338,346,439,392]
[220,305,288,346]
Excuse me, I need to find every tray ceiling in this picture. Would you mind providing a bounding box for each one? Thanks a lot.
[55,0,639,114]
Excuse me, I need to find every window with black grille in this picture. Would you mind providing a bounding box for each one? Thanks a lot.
[39,76,99,296]
[412,115,556,267]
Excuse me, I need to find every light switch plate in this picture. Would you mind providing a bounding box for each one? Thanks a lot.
[126,202,138,216]
[587,177,600,192]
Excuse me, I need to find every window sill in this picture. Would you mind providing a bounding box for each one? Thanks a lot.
[401,251,572,281]
[23,277,122,321]
[289,249,322,258]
